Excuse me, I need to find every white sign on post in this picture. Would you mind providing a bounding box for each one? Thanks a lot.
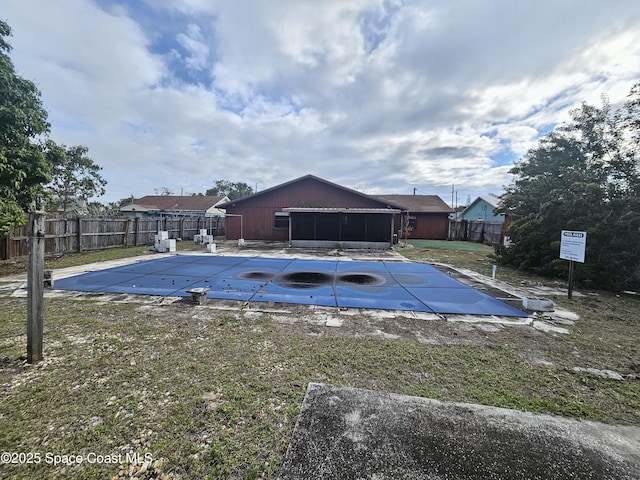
[560,230,587,263]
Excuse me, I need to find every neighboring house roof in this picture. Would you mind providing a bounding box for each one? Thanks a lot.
[121,195,227,212]
[461,195,501,213]
[376,195,453,214]
[478,195,501,208]
[458,195,504,221]
[217,174,407,210]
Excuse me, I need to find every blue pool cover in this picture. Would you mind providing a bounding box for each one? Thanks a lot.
[54,255,528,317]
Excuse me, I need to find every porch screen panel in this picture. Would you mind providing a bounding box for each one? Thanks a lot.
[291,213,316,240]
[315,213,340,240]
[341,214,366,241]
[365,213,392,242]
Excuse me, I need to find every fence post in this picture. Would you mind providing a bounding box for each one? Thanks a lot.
[2,233,8,261]
[77,217,83,252]
[27,209,45,363]
[134,217,139,247]
[122,219,129,246]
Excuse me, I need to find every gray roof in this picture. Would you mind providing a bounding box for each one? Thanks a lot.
[376,195,453,213]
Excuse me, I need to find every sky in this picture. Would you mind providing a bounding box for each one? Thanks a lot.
[3,0,640,206]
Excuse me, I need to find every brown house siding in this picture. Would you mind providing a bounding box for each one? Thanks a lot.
[224,177,396,240]
[394,213,449,240]
[225,206,289,241]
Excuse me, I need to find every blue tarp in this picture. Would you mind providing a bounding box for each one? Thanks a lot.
[54,255,528,317]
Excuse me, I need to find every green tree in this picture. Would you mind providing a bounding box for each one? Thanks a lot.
[498,84,640,290]
[45,141,106,214]
[103,195,135,215]
[205,180,254,200]
[0,20,51,236]
[154,187,174,196]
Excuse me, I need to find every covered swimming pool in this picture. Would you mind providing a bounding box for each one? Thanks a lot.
[54,255,528,317]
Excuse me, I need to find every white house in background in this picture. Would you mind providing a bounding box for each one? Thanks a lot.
[120,195,229,217]
[457,195,504,222]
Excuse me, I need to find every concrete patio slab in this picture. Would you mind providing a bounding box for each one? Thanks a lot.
[278,383,640,480]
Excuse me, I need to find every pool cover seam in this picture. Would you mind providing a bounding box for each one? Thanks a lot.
[127,256,256,297]
[383,262,438,316]
[244,257,298,303]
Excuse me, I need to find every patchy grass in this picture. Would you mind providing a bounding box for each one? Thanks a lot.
[1,240,638,479]
[398,240,566,288]
[406,239,491,252]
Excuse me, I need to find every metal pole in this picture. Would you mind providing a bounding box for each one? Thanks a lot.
[568,260,574,300]
[27,209,46,363]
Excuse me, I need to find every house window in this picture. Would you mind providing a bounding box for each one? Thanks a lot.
[408,215,417,229]
[274,212,289,228]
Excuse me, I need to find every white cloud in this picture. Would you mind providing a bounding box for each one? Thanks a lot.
[176,24,210,71]
[2,0,639,203]
[5,0,165,130]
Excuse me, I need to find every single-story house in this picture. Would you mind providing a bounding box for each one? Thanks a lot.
[218,175,452,249]
[456,195,504,222]
[377,195,453,240]
[120,195,229,218]
[218,175,407,249]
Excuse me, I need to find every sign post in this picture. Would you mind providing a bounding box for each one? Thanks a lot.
[560,230,587,300]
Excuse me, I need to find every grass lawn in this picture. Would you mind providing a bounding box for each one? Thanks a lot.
[399,239,567,287]
[1,241,638,479]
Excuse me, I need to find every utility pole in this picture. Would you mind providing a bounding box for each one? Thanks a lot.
[27,201,46,363]
[451,184,455,210]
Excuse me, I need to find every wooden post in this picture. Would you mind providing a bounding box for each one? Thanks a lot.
[134,217,139,246]
[2,232,9,260]
[77,217,83,252]
[122,219,129,246]
[567,260,575,300]
[27,209,46,363]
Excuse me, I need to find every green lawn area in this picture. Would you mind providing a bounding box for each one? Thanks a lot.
[406,239,492,252]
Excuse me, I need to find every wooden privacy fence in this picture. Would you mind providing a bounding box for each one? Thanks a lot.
[1,215,225,261]
[448,220,504,245]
